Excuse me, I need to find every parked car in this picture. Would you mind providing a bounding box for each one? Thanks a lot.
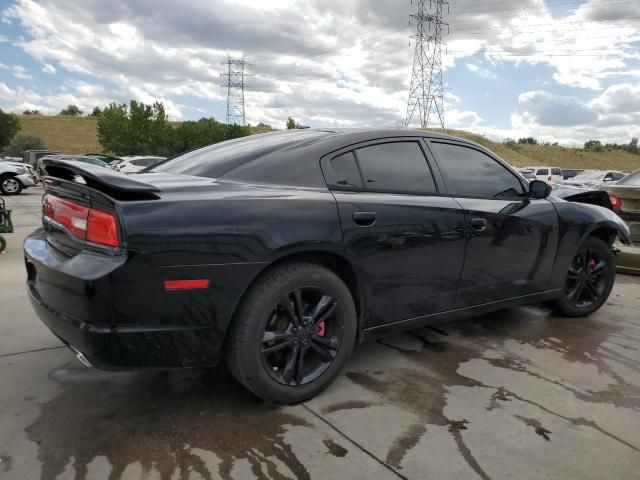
[23,150,60,181]
[24,129,631,403]
[563,170,625,189]
[39,155,110,171]
[562,169,585,180]
[600,169,640,274]
[86,153,122,167]
[519,168,536,181]
[528,166,563,184]
[113,156,166,173]
[0,161,36,195]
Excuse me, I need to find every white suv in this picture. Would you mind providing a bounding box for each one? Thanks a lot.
[0,160,37,195]
[528,166,563,184]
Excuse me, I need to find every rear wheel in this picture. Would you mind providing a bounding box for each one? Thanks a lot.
[226,262,357,404]
[547,236,615,317]
[0,175,22,195]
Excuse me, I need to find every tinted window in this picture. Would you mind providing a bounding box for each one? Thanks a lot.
[612,172,625,180]
[537,168,549,175]
[354,142,436,193]
[552,168,562,175]
[431,142,525,198]
[152,131,329,179]
[329,152,363,189]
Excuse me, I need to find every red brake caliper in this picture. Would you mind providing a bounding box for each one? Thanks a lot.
[316,321,326,337]
[588,259,597,271]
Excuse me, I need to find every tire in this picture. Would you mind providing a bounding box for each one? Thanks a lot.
[547,236,615,317]
[0,236,5,254]
[0,175,23,195]
[226,262,357,404]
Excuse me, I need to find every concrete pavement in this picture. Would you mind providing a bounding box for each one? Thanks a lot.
[1,188,639,480]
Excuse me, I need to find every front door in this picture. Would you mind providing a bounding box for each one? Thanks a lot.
[322,139,467,327]
[428,140,559,307]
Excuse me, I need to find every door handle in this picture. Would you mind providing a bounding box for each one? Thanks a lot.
[353,211,377,226]
[470,218,488,233]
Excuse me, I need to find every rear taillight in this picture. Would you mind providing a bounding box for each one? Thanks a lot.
[42,194,120,247]
[609,194,622,210]
[548,176,552,182]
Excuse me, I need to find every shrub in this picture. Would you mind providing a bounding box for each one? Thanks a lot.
[2,133,46,157]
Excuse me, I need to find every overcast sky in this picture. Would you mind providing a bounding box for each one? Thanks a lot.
[1,0,640,144]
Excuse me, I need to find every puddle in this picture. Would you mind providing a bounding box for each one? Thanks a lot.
[343,305,640,475]
[26,365,311,480]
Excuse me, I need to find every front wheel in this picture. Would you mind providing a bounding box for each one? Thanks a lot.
[226,262,357,404]
[547,236,615,317]
[0,175,23,195]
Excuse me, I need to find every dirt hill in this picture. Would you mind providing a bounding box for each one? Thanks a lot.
[16,115,640,172]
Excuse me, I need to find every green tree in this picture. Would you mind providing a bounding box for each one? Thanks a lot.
[97,103,129,154]
[628,137,639,154]
[90,107,102,117]
[60,104,83,116]
[2,134,46,157]
[22,109,41,115]
[584,140,603,152]
[518,137,538,145]
[97,101,174,156]
[0,108,20,149]
[286,117,296,129]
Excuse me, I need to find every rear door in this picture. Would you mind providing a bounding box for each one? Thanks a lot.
[322,138,467,327]
[428,140,559,307]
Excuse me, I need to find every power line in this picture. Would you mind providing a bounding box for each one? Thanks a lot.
[403,0,448,130]
[220,56,248,126]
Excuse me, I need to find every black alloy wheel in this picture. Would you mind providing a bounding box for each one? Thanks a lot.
[564,248,608,308]
[262,287,343,386]
[226,262,357,404]
[547,236,615,317]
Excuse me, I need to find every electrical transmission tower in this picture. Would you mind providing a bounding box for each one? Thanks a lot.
[220,57,248,125]
[403,0,449,129]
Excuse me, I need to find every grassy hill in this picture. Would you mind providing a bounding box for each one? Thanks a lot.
[440,129,640,172]
[19,115,101,154]
[16,115,640,172]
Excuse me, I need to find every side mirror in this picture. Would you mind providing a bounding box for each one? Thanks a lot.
[529,180,552,199]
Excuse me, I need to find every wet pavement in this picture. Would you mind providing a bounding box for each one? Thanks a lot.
[1,189,639,480]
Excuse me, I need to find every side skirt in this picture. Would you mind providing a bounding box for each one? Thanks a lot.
[361,289,561,342]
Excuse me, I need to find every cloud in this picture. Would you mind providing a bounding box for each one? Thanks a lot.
[466,63,497,79]
[1,0,639,140]
[12,64,32,79]
[518,91,597,127]
[0,34,8,42]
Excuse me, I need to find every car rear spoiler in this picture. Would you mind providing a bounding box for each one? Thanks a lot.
[42,158,161,198]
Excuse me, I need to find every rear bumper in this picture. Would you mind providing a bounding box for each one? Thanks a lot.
[17,174,36,188]
[26,285,220,369]
[23,229,261,369]
[616,240,640,275]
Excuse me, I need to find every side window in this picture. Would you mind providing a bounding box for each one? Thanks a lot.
[537,168,549,175]
[552,168,562,176]
[354,142,436,193]
[430,142,525,198]
[328,152,363,189]
[612,172,625,180]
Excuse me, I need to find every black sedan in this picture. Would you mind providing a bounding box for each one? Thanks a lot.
[24,129,631,403]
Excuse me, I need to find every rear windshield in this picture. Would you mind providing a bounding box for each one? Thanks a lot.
[617,171,640,186]
[151,130,330,179]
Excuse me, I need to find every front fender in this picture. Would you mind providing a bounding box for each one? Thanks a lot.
[550,201,631,287]
[576,203,632,246]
